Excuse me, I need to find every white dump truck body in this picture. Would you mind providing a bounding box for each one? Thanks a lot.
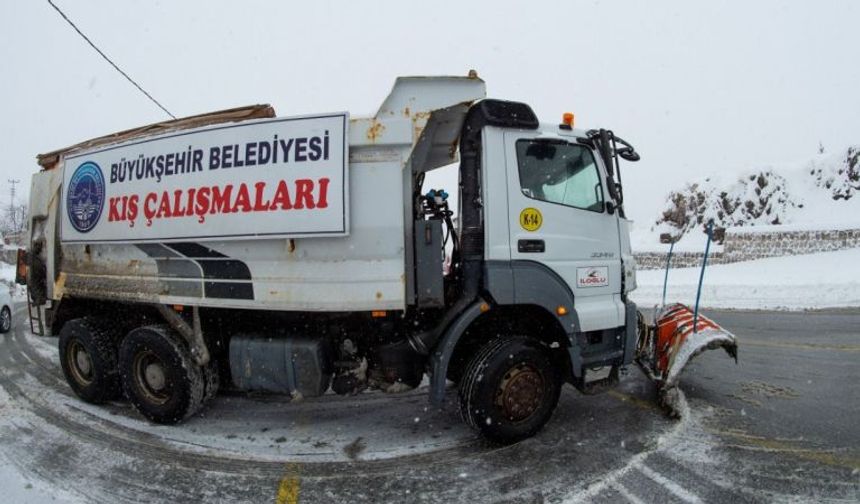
[29,77,486,312]
[20,74,740,442]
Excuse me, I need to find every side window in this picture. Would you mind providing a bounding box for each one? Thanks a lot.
[516,140,605,212]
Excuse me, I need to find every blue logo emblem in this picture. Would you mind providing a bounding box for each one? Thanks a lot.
[67,161,106,233]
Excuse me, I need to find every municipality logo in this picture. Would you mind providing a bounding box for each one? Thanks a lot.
[67,161,106,233]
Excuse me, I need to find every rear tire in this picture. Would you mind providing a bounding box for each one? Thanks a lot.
[459,336,561,443]
[58,317,122,403]
[119,325,205,424]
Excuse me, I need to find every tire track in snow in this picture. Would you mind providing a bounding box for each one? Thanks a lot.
[637,464,702,503]
[561,391,695,504]
[0,357,489,478]
[611,482,646,504]
[0,310,490,477]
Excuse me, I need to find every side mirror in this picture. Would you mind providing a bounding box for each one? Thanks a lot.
[617,147,640,162]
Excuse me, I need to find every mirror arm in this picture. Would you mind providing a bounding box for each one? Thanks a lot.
[597,129,620,202]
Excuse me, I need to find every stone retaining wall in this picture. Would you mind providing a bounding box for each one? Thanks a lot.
[635,228,860,270]
[633,251,726,270]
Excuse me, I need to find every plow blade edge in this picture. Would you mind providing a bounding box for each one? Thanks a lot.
[636,303,738,417]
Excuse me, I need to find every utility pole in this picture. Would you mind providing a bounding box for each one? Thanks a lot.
[7,178,20,232]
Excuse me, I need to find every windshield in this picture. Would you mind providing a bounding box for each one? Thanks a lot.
[516,139,605,212]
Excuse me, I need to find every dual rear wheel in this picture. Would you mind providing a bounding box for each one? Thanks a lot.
[59,319,218,423]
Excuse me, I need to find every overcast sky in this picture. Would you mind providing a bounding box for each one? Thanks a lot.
[2,0,858,226]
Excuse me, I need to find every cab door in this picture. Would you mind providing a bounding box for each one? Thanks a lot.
[504,132,624,332]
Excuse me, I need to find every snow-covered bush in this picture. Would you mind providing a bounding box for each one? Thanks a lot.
[809,146,860,201]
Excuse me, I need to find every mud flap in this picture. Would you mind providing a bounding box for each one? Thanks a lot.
[636,303,738,417]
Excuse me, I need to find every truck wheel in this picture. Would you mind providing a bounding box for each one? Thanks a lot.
[119,325,205,424]
[58,318,122,404]
[459,336,561,443]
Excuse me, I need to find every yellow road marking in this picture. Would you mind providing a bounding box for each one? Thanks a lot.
[274,398,314,503]
[742,339,860,353]
[708,429,860,470]
[276,462,301,504]
[607,389,661,412]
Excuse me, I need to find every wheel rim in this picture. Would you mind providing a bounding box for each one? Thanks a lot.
[133,350,170,405]
[495,363,545,422]
[67,340,94,386]
[0,308,9,331]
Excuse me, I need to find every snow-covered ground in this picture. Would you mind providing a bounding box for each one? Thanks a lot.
[631,248,860,311]
[0,260,25,301]
[0,356,81,503]
[0,459,63,504]
[0,442,71,504]
[0,260,14,286]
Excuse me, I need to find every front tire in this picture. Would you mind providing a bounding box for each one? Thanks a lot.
[119,325,205,424]
[459,336,561,443]
[58,317,122,403]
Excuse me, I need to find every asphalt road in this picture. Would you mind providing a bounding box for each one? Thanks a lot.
[0,305,858,503]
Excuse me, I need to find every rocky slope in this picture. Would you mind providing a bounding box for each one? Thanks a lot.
[650,145,860,244]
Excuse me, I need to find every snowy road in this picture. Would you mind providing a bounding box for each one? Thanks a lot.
[1,306,858,503]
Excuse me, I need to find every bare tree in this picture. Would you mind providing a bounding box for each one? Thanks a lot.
[1,201,27,236]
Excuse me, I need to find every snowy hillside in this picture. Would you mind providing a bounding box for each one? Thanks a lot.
[633,146,860,251]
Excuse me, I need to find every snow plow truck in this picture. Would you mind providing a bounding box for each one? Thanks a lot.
[19,73,737,442]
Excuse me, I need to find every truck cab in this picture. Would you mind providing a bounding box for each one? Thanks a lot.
[417,99,642,428]
[486,125,634,333]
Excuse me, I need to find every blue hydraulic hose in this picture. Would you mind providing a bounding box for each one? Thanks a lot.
[693,221,714,333]
[661,240,675,308]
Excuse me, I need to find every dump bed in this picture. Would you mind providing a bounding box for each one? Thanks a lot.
[30,76,486,312]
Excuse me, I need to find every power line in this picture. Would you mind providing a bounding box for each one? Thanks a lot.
[45,0,176,119]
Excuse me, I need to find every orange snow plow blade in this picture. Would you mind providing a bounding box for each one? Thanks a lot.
[637,303,738,417]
